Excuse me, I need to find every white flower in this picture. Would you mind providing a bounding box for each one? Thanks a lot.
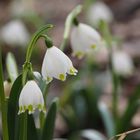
[10,0,34,17]
[112,51,134,76]
[18,80,45,114]
[0,20,30,47]
[70,23,102,58]
[41,46,78,83]
[86,1,113,27]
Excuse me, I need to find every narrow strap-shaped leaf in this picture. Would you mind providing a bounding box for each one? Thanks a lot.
[18,112,39,140]
[27,115,38,140]
[7,75,22,140]
[117,85,140,133]
[41,98,59,140]
[0,47,9,140]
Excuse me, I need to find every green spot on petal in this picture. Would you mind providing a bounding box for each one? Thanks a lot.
[38,104,43,110]
[18,106,25,115]
[47,76,52,82]
[43,106,46,113]
[90,44,96,49]
[59,74,65,81]
[19,106,23,113]
[24,105,27,110]
[28,105,33,114]
[38,104,46,113]
[70,67,78,75]
[75,52,84,59]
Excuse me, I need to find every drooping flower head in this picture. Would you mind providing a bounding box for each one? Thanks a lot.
[18,80,45,114]
[70,23,102,58]
[41,46,78,83]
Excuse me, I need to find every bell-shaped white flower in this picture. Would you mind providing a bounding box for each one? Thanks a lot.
[70,23,102,58]
[112,51,134,76]
[86,1,114,27]
[18,80,45,114]
[41,46,78,83]
[0,20,30,47]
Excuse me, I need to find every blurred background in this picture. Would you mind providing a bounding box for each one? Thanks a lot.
[1,0,140,139]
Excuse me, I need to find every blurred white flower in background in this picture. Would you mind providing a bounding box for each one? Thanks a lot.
[86,1,114,27]
[0,20,30,47]
[88,41,109,64]
[81,129,107,140]
[112,51,134,76]
[10,0,34,17]
[70,23,102,59]
[18,80,45,114]
[41,46,78,83]
[4,81,12,98]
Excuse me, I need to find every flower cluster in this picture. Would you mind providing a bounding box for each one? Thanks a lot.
[19,44,78,114]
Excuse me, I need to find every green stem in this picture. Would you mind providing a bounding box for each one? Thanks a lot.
[22,24,53,85]
[19,112,28,140]
[60,5,82,51]
[44,84,51,106]
[0,48,9,140]
[26,24,53,63]
[109,48,119,123]
[23,113,27,140]
[40,112,45,129]
[99,21,119,128]
[39,83,50,129]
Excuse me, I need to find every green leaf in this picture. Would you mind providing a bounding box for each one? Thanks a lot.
[0,47,9,140]
[117,85,140,133]
[7,75,22,140]
[27,115,38,140]
[6,52,18,83]
[41,98,59,140]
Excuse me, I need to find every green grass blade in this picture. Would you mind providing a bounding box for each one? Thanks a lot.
[41,98,59,140]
